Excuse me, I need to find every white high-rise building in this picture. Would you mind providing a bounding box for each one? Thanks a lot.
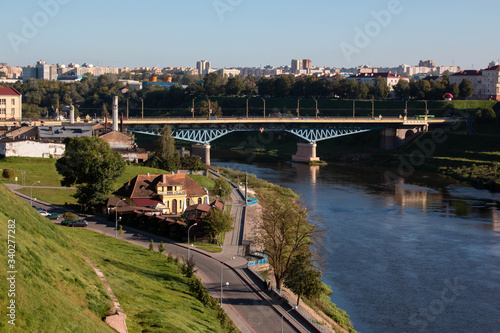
[196,60,211,76]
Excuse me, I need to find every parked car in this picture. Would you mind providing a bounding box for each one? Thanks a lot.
[61,219,78,226]
[34,207,50,216]
[69,220,88,228]
[46,213,60,220]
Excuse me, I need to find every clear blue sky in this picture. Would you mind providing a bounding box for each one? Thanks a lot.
[1,0,498,69]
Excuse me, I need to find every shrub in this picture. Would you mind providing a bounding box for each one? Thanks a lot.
[62,212,79,221]
[2,168,14,179]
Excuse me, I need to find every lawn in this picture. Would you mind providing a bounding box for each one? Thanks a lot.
[189,174,216,191]
[17,187,78,205]
[0,183,236,332]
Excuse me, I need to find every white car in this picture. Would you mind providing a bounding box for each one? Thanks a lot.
[34,207,50,216]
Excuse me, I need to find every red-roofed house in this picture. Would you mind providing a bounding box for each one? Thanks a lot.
[114,173,209,215]
[450,65,500,100]
[0,87,22,120]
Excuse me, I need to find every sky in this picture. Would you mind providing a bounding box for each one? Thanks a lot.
[1,0,499,70]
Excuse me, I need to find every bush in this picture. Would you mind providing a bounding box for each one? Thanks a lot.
[475,108,496,123]
[62,212,79,221]
[2,168,14,179]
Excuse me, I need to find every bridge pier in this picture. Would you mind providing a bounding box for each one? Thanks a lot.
[380,126,426,150]
[292,142,320,163]
[191,143,211,165]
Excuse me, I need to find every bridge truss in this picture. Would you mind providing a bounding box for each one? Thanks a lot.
[129,124,379,145]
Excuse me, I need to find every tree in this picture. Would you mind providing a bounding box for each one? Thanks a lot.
[180,155,205,170]
[158,241,166,254]
[203,208,233,243]
[149,125,180,171]
[198,100,222,117]
[214,177,231,199]
[459,79,475,99]
[225,76,245,96]
[393,80,410,99]
[356,82,369,99]
[62,212,79,221]
[475,108,496,123]
[374,77,390,99]
[283,253,324,305]
[2,168,14,179]
[56,137,125,210]
[257,195,318,290]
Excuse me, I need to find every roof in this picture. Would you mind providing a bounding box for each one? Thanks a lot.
[451,70,482,76]
[132,198,164,207]
[114,173,207,199]
[185,204,211,213]
[350,72,409,79]
[483,65,500,71]
[0,87,21,96]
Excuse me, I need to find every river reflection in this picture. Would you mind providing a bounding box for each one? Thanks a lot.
[213,156,500,333]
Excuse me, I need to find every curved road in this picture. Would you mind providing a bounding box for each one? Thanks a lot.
[7,184,320,333]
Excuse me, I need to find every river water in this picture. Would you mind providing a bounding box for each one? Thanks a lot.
[212,153,500,333]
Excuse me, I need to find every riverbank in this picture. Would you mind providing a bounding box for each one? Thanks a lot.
[215,166,357,333]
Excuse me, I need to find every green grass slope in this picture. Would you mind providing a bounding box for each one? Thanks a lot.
[0,184,114,333]
[0,183,236,332]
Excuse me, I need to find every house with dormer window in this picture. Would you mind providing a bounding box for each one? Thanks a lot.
[114,173,209,215]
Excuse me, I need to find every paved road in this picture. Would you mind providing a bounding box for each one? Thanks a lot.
[8,184,319,333]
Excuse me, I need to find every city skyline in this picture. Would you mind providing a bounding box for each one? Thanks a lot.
[1,0,499,69]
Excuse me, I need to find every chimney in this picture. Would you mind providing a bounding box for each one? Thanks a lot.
[162,174,167,183]
[69,106,75,124]
[112,96,118,132]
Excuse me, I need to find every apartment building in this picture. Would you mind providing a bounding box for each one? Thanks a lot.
[450,64,500,100]
[0,87,22,120]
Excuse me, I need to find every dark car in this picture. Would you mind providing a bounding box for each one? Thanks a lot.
[69,220,88,228]
[46,213,60,220]
[61,219,77,226]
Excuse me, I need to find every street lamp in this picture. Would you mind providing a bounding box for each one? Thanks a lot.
[220,256,235,305]
[140,97,144,119]
[261,98,266,118]
[115,198,127,238]
[187,223,197,259]
[30,181,40,206]
[313,98,319,119]
[191,97,196,119]
[246,98,249,119]
[281,305,298,333]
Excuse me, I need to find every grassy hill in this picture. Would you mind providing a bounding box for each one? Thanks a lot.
[0,184,237,332]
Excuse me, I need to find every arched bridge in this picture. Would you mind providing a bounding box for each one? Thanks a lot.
[124,116,459,164]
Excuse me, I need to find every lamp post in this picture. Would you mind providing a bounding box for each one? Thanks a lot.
[246,98,249,119]
[191,97,196,119]
[220,256,235,305]
[30,181,40,206]
[140,97,144,119]
[313,98,318,119]
[115,198,126,238]
[281,305,298,333]
[187,223,197,259]
[261,98,266,118]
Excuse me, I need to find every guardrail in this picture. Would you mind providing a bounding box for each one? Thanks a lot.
[247,252,329,333]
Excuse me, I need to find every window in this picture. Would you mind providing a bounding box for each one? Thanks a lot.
[11,99,15,105]
[198,198,202,204]
[0,108,6,114]
[0,99,5,105]
[11,108,15,115]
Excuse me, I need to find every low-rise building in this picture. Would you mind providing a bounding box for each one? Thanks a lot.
[0,139,65,158]
[350,72,410,90]
[114,173,209,215]
[0,87,22,120]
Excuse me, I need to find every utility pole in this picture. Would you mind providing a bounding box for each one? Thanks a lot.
[140,98,144,119]
[313,98,318,119]
[371,100,374,119]
[192,97,196,119]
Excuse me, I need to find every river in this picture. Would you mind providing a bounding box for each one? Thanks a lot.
[212,152,500,333]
